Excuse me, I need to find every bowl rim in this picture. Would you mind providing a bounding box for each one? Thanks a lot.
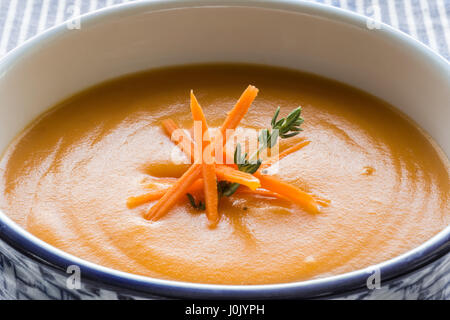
[0,0,449,299]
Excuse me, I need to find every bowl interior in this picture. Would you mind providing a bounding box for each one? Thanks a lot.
[0,2,449,157]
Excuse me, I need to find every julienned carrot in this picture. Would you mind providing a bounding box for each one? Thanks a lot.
[238,187,329,208]
[202,165,219,224]
[135,178,327,208]
[131,186,284,208]
[256,140,330,208]
[146,86,259,221]
[236,187,287,199]
[162,119,195,163]
[190,92,210,141]
[139,175,328,204]
[134,182,327,211]
[191,91,219,224]
[145,164,202,220]
[132,179,277,207]
[129,179,205,209]
[215,165,261,190]
[220,86,259,137]
[253,172,320,214]
[128,190,167,209]
[259,140,311,171]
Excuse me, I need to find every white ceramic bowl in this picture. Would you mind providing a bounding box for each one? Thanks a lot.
[0,0,448,299]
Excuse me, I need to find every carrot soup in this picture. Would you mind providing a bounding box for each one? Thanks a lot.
[0,64,448,285]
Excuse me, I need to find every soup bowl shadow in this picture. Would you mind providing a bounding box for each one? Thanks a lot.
[0,0,449,299]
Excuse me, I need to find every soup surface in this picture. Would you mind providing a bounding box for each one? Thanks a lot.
[0,65,448,285]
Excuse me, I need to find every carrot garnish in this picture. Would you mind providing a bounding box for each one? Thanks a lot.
[202,164,219,224]
[236,187,287,199]
[127,190,167,209]
[259,140,311,171]
[145,164,202,220]
[129,178,204,209]
[191,91,219,225]
[215,165,260,191]
[220,85,259,138]
[253,172,320,214]
[131,179,278,208]
[132,177,318,209]
[134,85,327,223]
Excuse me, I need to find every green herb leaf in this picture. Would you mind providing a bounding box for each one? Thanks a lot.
[187,193,206,210]
[221,106,305,198]
[273,106,304,139]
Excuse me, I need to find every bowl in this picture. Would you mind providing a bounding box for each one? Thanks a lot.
[0,0,448,300]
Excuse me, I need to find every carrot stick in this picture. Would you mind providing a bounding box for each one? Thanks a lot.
[188,178,205,193]
[253,172,320,213]
[130,185,280,208]
[162,119,195,163]
[259,140,311,171]
[220,85,259,137]
[130,179,204,209]
[190,92,210,140]
[145,164,202,220]
[135,176,326,211]
[131,183,299,208]
[215,165,261,190]
[127,191,167,209]
[134,178,280,207]
[236,187,287,199]
[191,91,219,224]
[202,165,219,224]
[238,187,328,208]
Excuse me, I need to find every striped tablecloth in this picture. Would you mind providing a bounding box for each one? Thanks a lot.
[0,0,449,61]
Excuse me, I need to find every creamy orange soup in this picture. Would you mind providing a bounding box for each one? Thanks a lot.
[0,64,448,285]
